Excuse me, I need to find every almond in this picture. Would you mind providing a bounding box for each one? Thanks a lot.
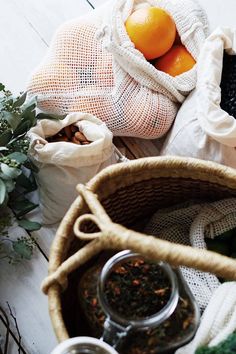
[72,136,81,145]
[74,131,87,142]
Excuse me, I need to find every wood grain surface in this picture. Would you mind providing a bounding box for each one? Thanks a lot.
[0,0,235,352]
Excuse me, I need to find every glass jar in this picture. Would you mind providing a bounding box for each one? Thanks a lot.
[51,337,119,354]
[78,251,200,354]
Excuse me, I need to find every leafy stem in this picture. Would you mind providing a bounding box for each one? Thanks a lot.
[0,84,41,263]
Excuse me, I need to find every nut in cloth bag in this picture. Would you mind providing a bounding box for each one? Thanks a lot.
[28,112,118,224]
[27,0,208,138]
[161,27,236,168]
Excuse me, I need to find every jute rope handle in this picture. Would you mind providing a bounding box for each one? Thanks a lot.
[41,184,236,295]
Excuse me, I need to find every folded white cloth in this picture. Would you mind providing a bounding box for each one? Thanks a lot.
[176,282,236,353]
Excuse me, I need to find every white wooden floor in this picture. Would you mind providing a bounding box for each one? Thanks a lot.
[0,0,236,353]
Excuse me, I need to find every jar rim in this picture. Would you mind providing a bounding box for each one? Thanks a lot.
[51,336,119,354]
[98,250,179,329]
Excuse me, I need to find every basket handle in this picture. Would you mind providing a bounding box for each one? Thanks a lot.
[42,184,236,295]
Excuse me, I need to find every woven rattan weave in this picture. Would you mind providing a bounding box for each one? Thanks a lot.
[42,156,236,341]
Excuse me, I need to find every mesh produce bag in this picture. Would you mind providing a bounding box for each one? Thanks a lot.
[27,0,208,139]
[145,198,236,311]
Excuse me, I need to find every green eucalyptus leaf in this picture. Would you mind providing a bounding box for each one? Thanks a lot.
[0,85,40,264]
[7,135,20,145]
[36,112,66,120]
[23,112,36,128]
[13,120,31,136]
[2,111,21,130]
[7,152,27,164]
[0,100,5,111]
[22,95,37,110]
[0,129,12,146]
[12,194,26,202]
[1,163,21,179]
[0,178,6,204]
[13,92,27,108]
[23,101,37,113]
[15,205,38,217]
[13,240,32,260]
[24,159,39,173]
[13,198,36,210]
[12,198,38,217]
[21,97,37,122]
[17,219,41,231]
[5,97,14,107]
[16,172,37,191]
[0,172,12,181]
[5,179,15,192]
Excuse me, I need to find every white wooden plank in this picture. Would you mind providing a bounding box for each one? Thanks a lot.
[197,0,236,32]
[114,137,136,159]
[0,219,57,354]
[89,0,107,9]
[90,0,236,29]
[25,191,59,258]
[31,223,58,259]
[12,0,93,46]
[0,0,48,94]
[121,137,160,158]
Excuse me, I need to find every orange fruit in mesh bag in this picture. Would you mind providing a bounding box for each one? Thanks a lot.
[125,7,176,60]
[154,45,196,77]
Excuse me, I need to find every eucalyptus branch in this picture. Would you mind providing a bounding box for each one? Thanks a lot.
[0,305,9,354]
[0,83,41,263]
[7,303,21,354]
[0,256,9,261]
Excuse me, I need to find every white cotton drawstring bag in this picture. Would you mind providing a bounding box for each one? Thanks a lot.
[176,282,236,354]
[145,198,236,311]
[28,113,118,225]
[161,27,236,168]
[27,0,208,139]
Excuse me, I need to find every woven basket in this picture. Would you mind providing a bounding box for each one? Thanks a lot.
[42,156,236,342]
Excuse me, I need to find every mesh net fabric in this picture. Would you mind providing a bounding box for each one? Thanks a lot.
[27,0,208,139]
[145,198,236,311]
[28,18,177,138]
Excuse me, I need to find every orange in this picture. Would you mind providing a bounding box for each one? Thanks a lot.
[125,7,176,60]
[154,45,196,77]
